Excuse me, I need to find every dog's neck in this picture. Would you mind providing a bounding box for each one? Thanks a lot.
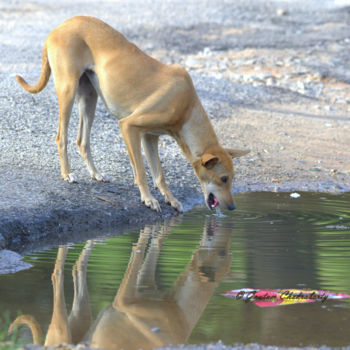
[176,100,219,165]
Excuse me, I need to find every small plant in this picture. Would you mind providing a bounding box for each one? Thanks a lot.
[0,312,24,350]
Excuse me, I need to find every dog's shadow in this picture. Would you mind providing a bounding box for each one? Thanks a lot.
[10,216,234,350]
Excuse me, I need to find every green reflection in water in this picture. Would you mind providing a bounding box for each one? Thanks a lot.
[0,192,349,348]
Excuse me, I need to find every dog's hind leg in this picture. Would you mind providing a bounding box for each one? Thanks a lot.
[142,134,183,212]
[76,74,110,182]
[55,79,78,183]
[49,47,80,183]
[46,247,71,345]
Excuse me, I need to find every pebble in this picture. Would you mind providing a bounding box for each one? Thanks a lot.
[202,47,212,56]
[277,8,287,16]
[266,77,276,86]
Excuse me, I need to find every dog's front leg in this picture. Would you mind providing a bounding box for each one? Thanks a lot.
[142,134,183,212]
[119,118,161,212]
[68,240,93,343]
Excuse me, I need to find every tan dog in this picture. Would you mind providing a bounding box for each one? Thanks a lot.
[16,16,249,212]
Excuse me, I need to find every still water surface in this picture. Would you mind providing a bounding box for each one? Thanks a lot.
[1,192,350,348]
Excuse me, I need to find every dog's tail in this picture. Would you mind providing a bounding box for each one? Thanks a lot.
[16,43,51,94]
[8,314,44,345]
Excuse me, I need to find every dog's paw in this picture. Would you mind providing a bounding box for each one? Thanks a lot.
[143,197,161,212]
[166,197,184,213]
[64,173,78,183]
[93,173,111,183]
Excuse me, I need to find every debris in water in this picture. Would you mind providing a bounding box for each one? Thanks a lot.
[290,192,301,198]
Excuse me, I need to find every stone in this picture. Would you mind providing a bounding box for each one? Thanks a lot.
[0,250,33,274]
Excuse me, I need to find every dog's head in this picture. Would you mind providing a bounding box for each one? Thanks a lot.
[194,146,250,211]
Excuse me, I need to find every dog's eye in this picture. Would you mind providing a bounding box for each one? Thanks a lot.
[221,176,228,184]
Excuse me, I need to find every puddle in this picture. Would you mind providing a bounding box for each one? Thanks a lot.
[1,192,350,348]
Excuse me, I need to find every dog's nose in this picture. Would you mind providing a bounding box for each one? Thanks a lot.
[227,203,236,211]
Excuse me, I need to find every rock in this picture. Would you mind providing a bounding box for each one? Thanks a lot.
[0,250,33,274]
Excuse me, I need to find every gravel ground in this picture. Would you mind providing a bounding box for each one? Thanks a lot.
[1,0,350,258]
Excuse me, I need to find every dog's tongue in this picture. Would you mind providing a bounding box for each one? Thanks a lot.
[213,196,219,207]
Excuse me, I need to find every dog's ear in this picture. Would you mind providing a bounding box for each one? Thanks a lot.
[225,148,250,159]
[201,153,219,169]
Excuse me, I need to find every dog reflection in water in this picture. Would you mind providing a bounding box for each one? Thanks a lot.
[9,217,233,349]
[9,240,94,345]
